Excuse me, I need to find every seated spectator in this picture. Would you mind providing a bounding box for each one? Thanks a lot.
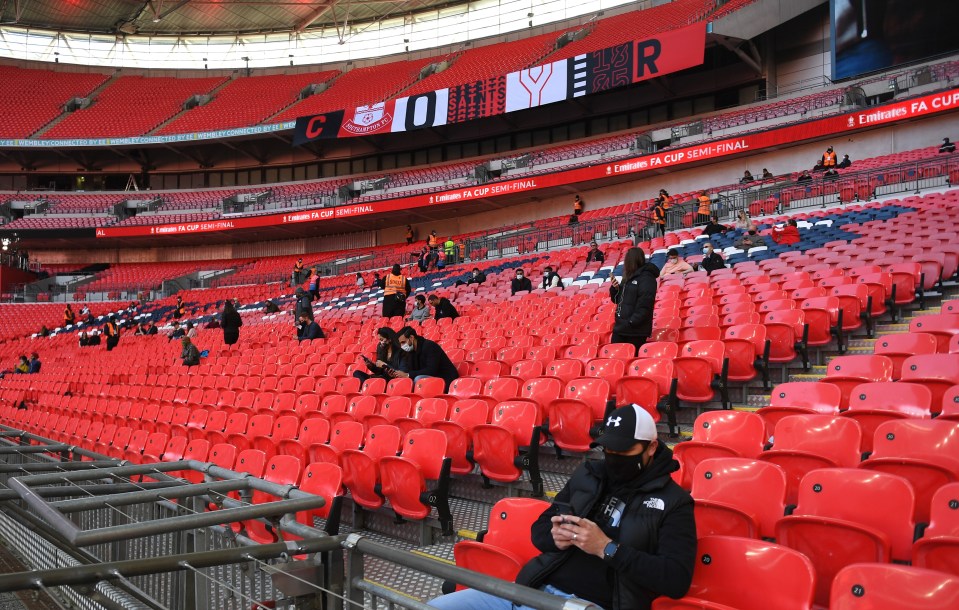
[87,330,101,346]
[796,170,813,183]
[428,294,459,321]
[37,326,49,338]
[734,210,751,231]
[761,168,774,179]
[586,242,605,264]
[940,138,955,153]
[542,266,564,290]
[356,273,365,288]
[393,326,459,391]
[181,337,201,367]
[354,327,406,384]
[185,321,197,338]
[511,269,532,295]
[455,268,486,287]
[78,331,92,347]
[739,170,754,184]
[143,321,158,335]
[697,243,726,275]
[263,300,280,314]
[296,313,325,341]
[837,154,852,169]
[14,356,28,374]
[702,216,727,237]
[79,305,91,317]
[824,167,839,179]
[168,321,185,342]
[372,273,385,289]
[408,295,431,323]
[660,249,693,276]
[734,225,767,250]
[771,218,801,245]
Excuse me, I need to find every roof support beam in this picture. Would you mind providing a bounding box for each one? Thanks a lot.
[294,0,337,33]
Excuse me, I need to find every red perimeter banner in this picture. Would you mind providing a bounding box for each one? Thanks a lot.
[292,23,707,144]
[98,87,959,239]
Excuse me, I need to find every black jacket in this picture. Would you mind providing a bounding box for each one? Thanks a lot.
[403,337,459,390]
[517,445,696,610]
[702,223,726,237]
[700,252,726,274]
[295,293,313,318]
[609,263,659,338]
[221,309,242,332]
[511,277,533,295]
[586,249,605,263]
[432,298,459,321]
[466,271,487,285]
[297,321,325,341]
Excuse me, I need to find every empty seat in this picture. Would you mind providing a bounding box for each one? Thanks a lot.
[912,481,959,577]
[821,355,894,410]
[756,382,842,438]
[691,458,787,540]
[651,535,816,610]
[451,498,550,588]
[843,382,932,453]
[471,401,543,495]
[829,564,959,610]
[672,411,765,490]
[776,468,916,607]
[759,414,863,505]
[900,354,959,413]
[379,428,453,534]
[874,332,938,379]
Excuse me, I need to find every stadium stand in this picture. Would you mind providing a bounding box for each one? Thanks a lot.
[0,65,109,139]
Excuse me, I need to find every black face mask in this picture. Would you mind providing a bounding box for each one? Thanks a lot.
[604,452,645,486]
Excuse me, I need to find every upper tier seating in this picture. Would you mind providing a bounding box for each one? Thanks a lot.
[42,75,227,139]
[0,66,109,139]
[157,71,339,135]
[271,57,439,123]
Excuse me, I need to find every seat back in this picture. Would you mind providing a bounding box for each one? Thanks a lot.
[690,410,765,456]
[298,461,343,521]
[482,497,550,563]
[398,428,448,480]
[564,377,611,420]
[637,341,678,360]
[874,333,938,379]
[651,535,815,610]
[483,377,520,403]
[829,564,959,610]
[489,401,541,446]
[691,458,787,539]
[846,381,932,418]
[363,425,402,460]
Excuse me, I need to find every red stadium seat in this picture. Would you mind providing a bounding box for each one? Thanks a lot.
[691,458,787,540]
[432,398,489,475]
[899,354,959,415]
[829,564,959,610]
[617,358,674,424]
[651,535,816,610]
[723,324,770,387]
[452,498,549,589]
[340,425,402,511]
[759,414,863,505]
[860,419,959,523]
[873,332,938,379]
[776,468,916,607]
[912,482,959,577]
[756,381,842,438]
[672,411,765,490]
[297,462,344,535]
[245,455,302,544]
[379,428,453,534]
[547,378,611,453]
[471,401,543,495]
[821,355,894,410]
[910,313,959,352]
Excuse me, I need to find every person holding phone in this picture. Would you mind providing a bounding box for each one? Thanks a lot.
[430,404,696,610]
[353,327,406,384]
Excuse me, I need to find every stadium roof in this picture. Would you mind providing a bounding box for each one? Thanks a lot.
[0,0,462,36]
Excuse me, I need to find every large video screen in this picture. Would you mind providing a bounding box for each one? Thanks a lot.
[831,0,959,81]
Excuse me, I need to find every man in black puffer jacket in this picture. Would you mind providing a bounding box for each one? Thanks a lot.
[609,247,659,354]
[429,404,696,610]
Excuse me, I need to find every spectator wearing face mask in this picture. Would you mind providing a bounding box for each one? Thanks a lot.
[940,138,956,154]
[771,218,801,245]
[734,225,767,250]
[511,269,532,295]
[408,294,431,323]
[542,266,564,290]
[660,249,693,277]
[393,326,460,391]
[455,268,486,287]
[702,216,727,237]
[296,313,325,341]
[697,243,726,275]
